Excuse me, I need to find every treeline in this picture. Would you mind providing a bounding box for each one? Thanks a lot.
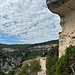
[29,40,59,47]
[0,43,31,50]
[46,45,75,75]
[0,40,58,75]
[0,40,58,60]
[0,40,58,50]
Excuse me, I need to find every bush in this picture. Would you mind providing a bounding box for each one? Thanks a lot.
[18,64,29,75]
[46,45,75,75]
[8,70,15,75]
[18,60,41,75]
[46,45,59,75]
[55,45,75,75]
[30,60,41,72]
[0,71,7,75]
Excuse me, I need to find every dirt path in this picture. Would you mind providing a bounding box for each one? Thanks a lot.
[38,57,46,75]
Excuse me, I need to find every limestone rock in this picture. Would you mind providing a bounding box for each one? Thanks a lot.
[46,0,75,57]
[28,44,57,51]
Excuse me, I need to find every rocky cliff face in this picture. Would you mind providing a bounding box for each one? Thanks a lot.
[28,44,57,51]
[46,0,75,58]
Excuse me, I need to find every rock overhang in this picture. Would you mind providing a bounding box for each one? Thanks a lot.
[46,0,75,58]
[46,0,75,16]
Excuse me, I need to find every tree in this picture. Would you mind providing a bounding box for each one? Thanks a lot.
[30,60,41,72]
[8,70,15,75]
[46,45,59,75]
[18,64,29,75]
[55,45,75,75]
[0,71,7,75]
[46,45,75,75]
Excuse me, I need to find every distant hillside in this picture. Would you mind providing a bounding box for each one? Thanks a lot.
[30,40,59,47]
[0,40,59,61]
[0,40,58,50]
[0,40,59,74]
[0,43,31,50]
[0,40,58,51]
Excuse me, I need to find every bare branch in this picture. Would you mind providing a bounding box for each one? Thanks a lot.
[69,63,75,75]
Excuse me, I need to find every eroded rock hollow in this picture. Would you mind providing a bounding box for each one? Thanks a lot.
[46,0,75,58]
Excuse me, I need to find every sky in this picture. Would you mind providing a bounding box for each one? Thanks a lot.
[0,0,62,44]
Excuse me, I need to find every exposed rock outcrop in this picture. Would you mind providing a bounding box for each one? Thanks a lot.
[28,44,57,51]
[46,0,75,58]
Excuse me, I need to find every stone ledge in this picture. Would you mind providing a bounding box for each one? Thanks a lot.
[46,0,75,16]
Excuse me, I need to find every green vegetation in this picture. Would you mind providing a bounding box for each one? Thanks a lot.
[30,40,59,47]
[0,40,58,61]
[18,64,29,75]
[0,40,58,74]
[30,60,41,72]
[0,43,31,50]
[46,45,59,75]
[22,50,48,61]
[0,50,5,58]
[0,40,58,50]
[18,60,41,75]
[0,71,7,75]
[55,45,75,75]
[7,60,41,75]
[46,45,75,75]
[1,40,75,75]
[8,70,15,75]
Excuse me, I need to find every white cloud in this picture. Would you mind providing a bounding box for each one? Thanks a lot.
[0,0,62,44]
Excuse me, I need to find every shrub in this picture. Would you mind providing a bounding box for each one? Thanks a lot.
[18,60,41,75]
[18,64,29,75]
[55,45,75,75]
[46,45,75,75]
[46,45,59,75]
[30,60,41,72]
[8,70,15,75]
[0,71,7,75]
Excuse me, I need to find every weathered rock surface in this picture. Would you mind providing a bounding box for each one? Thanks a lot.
[28,44,57,51]
[46,0,75,57]
[0,57,22,74]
